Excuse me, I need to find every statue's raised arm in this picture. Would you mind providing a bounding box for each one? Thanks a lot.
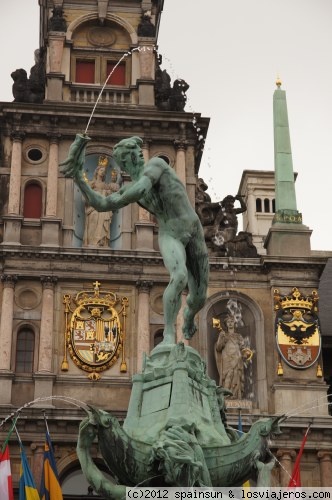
[60,134,209,345]
[60,133,91,179]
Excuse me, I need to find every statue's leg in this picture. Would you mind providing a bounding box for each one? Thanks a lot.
[183,237,209,339]
[159,235,188,344]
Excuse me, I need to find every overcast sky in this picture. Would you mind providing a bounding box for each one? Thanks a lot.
[1,1,332,250]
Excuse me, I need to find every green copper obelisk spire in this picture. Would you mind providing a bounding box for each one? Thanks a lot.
[265,79,311,256]
[273,78,302,224]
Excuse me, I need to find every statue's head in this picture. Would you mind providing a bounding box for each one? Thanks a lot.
[112,136,144,173]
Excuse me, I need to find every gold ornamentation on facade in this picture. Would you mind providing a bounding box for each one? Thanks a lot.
[61,282,128,378]
[274,287,321,370]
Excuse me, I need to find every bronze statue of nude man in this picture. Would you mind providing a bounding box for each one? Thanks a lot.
[60,134,209,345]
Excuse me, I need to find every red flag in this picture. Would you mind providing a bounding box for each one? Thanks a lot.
[288,424,311,488]
[0,444,14,500]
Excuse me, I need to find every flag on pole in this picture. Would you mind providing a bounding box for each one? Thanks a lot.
[238,410,251,488]
[40,430,63,500]
[19,443,40,500]
[0,444,14,500]
[288,424,311,488]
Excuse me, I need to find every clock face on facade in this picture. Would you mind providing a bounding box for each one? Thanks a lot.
[62,281,128,379]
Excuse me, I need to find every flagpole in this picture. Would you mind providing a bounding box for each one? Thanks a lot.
[288,421,312,488]
[42,410,50,435]
[1,416,18,454]
[12,421,22,446]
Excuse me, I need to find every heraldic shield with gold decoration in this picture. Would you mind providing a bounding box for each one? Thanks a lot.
[61,281,128,380]
[274,287,321,370]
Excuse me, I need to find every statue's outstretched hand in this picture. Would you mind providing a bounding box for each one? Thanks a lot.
[60,133,91,179]
[78,413,98,449]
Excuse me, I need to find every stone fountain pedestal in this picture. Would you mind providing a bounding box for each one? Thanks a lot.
[123,342,231,447]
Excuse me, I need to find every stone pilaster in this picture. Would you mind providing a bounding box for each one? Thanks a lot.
[37,276,57,373]
[8,132,24,215]
[317,450,332,486]
[34,276,57,405]
[3,133,24,244]
[31,442,44,489]
[0,275,17,405]
[137,40,155,105]
[42,135,62,246]
[136,280,153,372]
[46,135,60,217]
[174,139,187,186]
[276,449,296,486]
[46,32,66,101]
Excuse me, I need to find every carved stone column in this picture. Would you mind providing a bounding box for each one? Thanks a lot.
[0,275,17,371]
[246,187,258,235]
[0,275,17,404]
[31,442,44,489]
[46,135,60,217]
[276,449,296,486]
[135,140,155,250]
[174,139,187,187]
[136,281,153,372]
[137,39,155,105]
[37,276,57,373]
[8,133,24,215]
[34,276,57,405]
[3,133,24,244]
[317,450,332,486]
[42,134,62,246]
[46,32,66,101]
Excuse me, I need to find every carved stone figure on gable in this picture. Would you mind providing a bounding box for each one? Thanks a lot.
[155,58,190,111]
[195,178,258,257]
[49,5,67,32]
[137,11,156,37]
[11,69,28,102]
[11,48,45,103]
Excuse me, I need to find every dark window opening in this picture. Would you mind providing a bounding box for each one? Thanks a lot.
[256,198,262,212]
[16,329,34,372]
[76,60,95,84]
[27,148,43,162]
[23,183,42,218]
[264,198,270,213]
[106,62,126,85]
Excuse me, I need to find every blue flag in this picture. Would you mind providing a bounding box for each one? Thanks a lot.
[19,443,40,500]
[40,431,63,500]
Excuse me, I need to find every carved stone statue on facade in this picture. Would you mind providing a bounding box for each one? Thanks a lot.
[48,6,67,32]
[137,11,155,37]
[214,314,253,399]
[155,60,189,111]
[83,157,120,247]
[195,178,258,257]
[11,48,45,103]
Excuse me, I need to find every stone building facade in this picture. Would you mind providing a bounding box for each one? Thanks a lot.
[0,1,331,497]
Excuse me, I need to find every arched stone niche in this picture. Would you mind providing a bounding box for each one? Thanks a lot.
[199,290,268,412]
